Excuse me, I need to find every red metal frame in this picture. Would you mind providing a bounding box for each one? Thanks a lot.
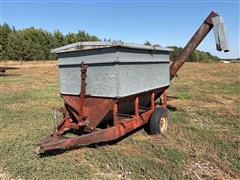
[79,62,88,122]
[39,89,167,153]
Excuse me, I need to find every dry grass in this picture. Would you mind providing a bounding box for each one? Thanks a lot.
[0,61,239,179]
[1,60,57,67]
[0,168,10,180]
[0,61,58,94]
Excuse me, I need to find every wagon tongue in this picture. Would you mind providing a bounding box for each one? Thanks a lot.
[37,136,70,154]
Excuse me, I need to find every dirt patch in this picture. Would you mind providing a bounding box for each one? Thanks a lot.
[131,132,151,142]
[92,170,131,180]
[183,144,235,179]
[0,169,9,180]
[184,159,238,179]
[201,95,239,105]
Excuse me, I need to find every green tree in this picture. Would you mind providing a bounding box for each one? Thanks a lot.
[0,23,12,60]
[5,31,24,60]
[53,30,64,47]
[169,46,220,62]
[64,33,78,44]
[6,27,54,60]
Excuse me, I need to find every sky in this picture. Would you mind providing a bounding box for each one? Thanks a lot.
[1,0,239,59]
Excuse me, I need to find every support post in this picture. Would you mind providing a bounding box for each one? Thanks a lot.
[135,97,139,116]
[151,92,155,110]
[79,62,88,122]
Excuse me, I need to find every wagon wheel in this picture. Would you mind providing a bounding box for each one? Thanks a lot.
[149,107,169,135]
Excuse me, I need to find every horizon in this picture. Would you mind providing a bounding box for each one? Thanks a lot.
[1,0,239,59]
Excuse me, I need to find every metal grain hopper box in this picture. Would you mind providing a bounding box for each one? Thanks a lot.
[38,11,229,154]
[52,42,172,97]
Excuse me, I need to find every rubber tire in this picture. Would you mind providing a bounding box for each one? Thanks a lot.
[149,107,169,135]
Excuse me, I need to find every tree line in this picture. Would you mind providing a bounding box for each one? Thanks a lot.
[1,23,220,62]
[0,23,99,60]
[169,46,220,62]
[144,41,220,62]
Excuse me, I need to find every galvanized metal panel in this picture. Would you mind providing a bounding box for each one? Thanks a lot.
[117,63,169,96]
[58,48,118,65]
[59,66,80,95]
[212,16,229,52]
[117,48,170,63]
[59,62,169,97]
[60,64,118,96]
[86,64,118,97]
[58,47,169,65]
[57,45,171,97]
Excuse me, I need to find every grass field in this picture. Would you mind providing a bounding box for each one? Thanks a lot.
[0,61,239,179]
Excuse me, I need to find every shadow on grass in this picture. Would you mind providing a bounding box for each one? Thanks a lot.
[167,104,177,112]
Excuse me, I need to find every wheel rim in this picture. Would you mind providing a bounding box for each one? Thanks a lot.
[160,114,168,133]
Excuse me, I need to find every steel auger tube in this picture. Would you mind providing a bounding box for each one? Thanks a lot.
[170,11,219,79]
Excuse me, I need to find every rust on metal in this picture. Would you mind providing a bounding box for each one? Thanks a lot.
[151,92,155,110]
[134,97,139,116]
[62,95,117,128]
[79,62,88,122]
[39,86,168,153]
[38,100,154,153]
[113,103,118,125]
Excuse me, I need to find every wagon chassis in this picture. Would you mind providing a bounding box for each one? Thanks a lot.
[39,63,168,153]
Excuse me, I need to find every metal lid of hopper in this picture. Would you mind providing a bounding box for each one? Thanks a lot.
[51,41,173,54]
